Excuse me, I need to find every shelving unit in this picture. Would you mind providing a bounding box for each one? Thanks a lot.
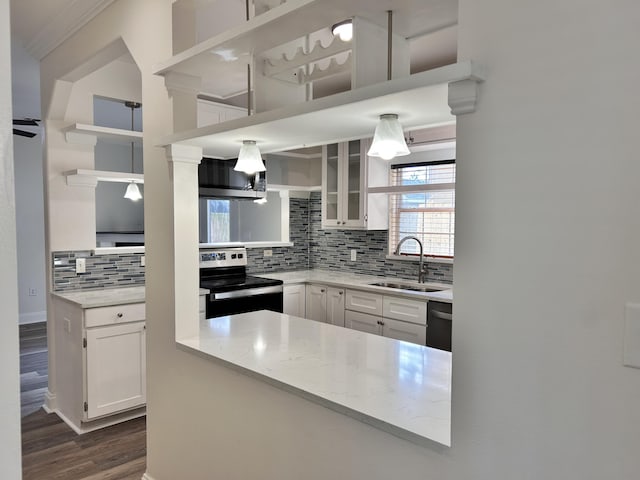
[63,123,143,145]
[63,169,144,187]
[159,61,482,158]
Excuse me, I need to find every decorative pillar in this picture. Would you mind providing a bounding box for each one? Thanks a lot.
[165,144,202,340]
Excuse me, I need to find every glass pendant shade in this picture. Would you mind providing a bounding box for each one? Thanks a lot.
[253,196,267,204]
[331,19,353,41]
[367,114,410,160]
[234,140,266,174]
[124,182,142,201]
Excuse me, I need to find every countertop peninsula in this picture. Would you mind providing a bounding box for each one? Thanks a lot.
[178,310,452,447]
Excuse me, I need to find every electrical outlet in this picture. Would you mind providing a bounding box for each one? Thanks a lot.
[140,255,145,267]
[264,249,273,257]
[75,258,86,274]
[350,249,357,261]
[28,288,37,296]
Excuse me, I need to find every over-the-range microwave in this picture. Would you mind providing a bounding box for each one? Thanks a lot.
[198,157,266,200]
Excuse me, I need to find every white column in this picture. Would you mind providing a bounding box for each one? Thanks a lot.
[165,144,202,340]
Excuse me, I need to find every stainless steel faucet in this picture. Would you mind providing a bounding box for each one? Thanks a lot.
[394,236,427,283]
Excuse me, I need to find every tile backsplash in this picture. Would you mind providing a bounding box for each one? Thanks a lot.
[247,193,453,284]
[53,193,452,291]
[52,251,145,292]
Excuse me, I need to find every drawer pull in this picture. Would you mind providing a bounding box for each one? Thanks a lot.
[117,313,124,318]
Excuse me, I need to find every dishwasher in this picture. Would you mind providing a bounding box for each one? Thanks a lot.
[426,301,453,352]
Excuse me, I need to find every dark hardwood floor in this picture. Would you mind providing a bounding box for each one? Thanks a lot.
[19,322,147,480]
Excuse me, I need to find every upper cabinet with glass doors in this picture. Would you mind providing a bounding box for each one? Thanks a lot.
[321,139,389,230]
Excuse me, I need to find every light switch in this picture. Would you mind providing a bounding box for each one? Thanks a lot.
[264,250,272,257]
[624,303,640,369]
[75,258,86,274]
[140,255,145,267]
[350,249,357,261]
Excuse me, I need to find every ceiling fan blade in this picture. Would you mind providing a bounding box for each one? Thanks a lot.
[13,118,39,126]
[13,128,37,138]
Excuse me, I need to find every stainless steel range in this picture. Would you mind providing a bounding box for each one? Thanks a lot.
[199,247,283,318]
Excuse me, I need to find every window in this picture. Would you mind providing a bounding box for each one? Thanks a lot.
[206,200,230,243]
[389,160,455,258]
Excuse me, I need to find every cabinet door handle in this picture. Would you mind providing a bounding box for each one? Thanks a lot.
[320,289,325,293]
[339,291,343,295]
[117,313,123,318]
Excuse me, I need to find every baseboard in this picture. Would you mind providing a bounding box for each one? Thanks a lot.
[19,311,46,325]
[141,473,156,480]
[43,390,56,413]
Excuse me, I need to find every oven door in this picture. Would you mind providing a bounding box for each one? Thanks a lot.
[206,285,283,318]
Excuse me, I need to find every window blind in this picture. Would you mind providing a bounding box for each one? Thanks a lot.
[389,160,455,258]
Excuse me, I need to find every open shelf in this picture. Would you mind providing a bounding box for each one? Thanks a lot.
[63,169,144,187]
[159,61,482,158]
[63,123,143,145]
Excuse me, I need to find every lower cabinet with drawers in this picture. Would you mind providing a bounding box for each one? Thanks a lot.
[345,289,427,345]
[52,297,146,433]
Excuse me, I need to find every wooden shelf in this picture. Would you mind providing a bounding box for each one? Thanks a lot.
[159,61,482,158]
[63,169,144,187]
[63,123,143,146]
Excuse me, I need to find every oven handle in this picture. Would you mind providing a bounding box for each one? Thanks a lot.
[211,285,283,300]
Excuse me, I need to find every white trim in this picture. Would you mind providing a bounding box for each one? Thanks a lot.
[43,390,57,413]
[62,123,142,145]
[199,241,294,249]
[267,183,321,192]
[53,407,146,435]
[386,254,454,265]
[19,311,47,325]
[141,474,157,480]
[93,246,145,255]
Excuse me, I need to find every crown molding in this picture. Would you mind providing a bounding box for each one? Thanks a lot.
[25,0,117,60]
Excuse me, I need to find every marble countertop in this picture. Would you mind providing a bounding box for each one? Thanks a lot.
[179,310,452,447]
[52,286,210,308]
[259,269,453,303]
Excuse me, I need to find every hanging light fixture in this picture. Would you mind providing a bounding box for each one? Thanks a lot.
[234,140,266,175]
[253,196,267,204]
[331,19,353,41]
[123,101,142,201]
[367,114,410,160]
[366,12,410,161]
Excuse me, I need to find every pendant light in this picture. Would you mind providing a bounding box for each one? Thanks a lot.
[331,19,353,41]
[234,140,266,175]
[367,113,410,160]
[123,101,142,201]
[366,11,410,161]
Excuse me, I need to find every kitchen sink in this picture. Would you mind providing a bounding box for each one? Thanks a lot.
[368,282,444,293]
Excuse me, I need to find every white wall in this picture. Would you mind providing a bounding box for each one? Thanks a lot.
[450,0,640,477]
[11,40,46,324]
[0,0,24,475]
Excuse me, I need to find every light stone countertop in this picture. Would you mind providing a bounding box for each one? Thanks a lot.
[52,286,210,308]
[258,269,453,303]
[178,310,452,447]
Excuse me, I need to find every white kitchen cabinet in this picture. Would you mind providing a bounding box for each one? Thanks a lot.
[85,321,146,419]
[304,284,345,326]
[283,283,306,318]
[345,289,383,316]
[345,310,381,335]
[382,318,427,345]
[197,99,247,127]
[321,139,388,230]
[344,288,428,346]
[51,296,147,432]
[326,287,345,327]
[305,284,327,322]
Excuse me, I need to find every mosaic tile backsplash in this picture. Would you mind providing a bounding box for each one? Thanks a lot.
[52,251,145,292]
[52,194,452,291]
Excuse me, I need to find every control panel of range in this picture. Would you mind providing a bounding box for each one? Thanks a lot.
[199,247,248,268]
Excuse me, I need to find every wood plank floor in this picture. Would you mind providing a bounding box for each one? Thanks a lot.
[20,323,147,480]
